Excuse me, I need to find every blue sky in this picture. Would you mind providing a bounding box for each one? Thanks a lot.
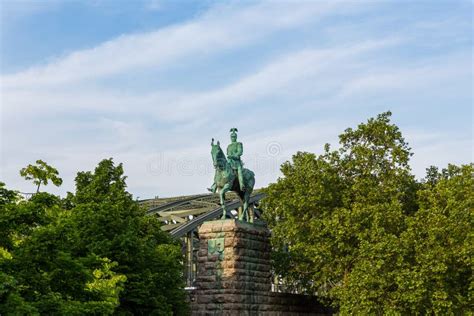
[1,0,472,198]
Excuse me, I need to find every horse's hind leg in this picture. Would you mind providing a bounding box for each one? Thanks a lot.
[219,183,231,220]
[241,190,253,222]
[249,204,254,223]
[237,192,245,221]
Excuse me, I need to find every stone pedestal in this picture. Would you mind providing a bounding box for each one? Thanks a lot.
[190,220,333,315]
[191,219,271,314]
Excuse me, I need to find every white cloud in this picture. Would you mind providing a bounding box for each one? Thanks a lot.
[146,0,163,11]
[334,54,471,100]
[406,130,473,179]
[1,1,471,199]
[1,38,400,121]
[1,1,346,89]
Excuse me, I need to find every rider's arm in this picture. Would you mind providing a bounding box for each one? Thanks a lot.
[236,142,243,157]
[227,146,234,159]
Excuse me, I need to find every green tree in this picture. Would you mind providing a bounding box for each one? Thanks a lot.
[395,164,473,314]
[0,182,38,315]
[66,158,187,315]
[262,112,473,314]
[20,160,63,193]
[0,184,125,315]
[0,182,18,206]
[1,159,187,315]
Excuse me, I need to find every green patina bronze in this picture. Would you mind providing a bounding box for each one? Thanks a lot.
[208,237,225,261]
[208,128,256,221]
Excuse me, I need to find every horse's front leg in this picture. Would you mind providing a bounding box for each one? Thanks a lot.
[207,182,217,193]
[238,200,244,221]
[219,183,231,220]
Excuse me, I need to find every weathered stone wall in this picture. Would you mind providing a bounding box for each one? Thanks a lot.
[190,220,332,316]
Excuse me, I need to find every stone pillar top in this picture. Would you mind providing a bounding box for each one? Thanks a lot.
[198,219,269,235]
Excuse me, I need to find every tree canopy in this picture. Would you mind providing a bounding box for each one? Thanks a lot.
[1,159,187,315]
[19,160,63,193]
[262,112,473,314]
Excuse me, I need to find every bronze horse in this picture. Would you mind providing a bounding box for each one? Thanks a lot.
[209,139,255,221]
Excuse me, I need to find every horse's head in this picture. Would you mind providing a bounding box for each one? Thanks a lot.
[211,138,226,170]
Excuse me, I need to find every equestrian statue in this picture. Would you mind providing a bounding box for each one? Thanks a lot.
[208,128,255,222]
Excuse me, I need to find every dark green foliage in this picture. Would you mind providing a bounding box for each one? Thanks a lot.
[67,159,187,315]
[263,112,472,314]
[1,186,125,315]
[0,182,18,206]
[395,164,473,314]
[1,159,187,315]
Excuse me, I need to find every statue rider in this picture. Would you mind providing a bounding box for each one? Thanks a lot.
[227,128,245,191]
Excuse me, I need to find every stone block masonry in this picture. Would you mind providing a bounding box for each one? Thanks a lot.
[190,219,333,315]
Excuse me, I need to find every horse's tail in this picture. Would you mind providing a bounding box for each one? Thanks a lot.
[244,169,255,191]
